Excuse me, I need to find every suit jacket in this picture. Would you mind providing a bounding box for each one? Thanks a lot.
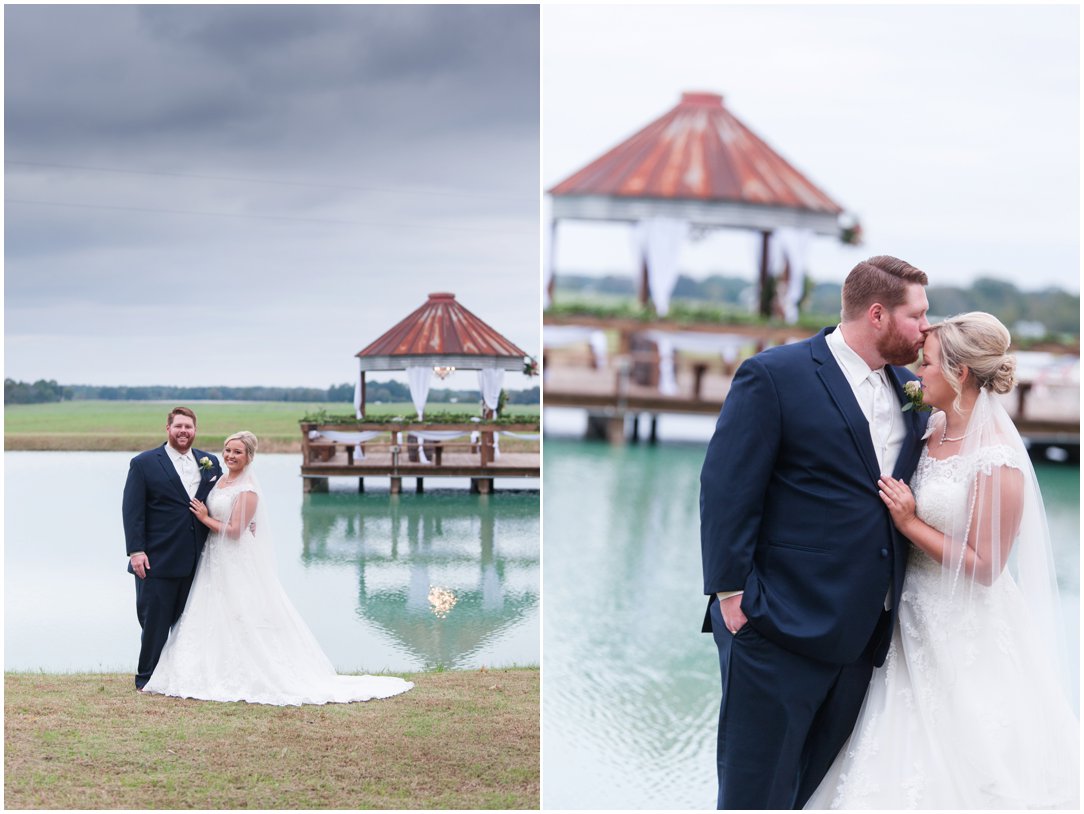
[700,327,928,666]
[123,444,222,579]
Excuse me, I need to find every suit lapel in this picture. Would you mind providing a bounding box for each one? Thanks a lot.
[155,445,192,502]
[885,366,928,480]
[192,449,218,501]
[811,329,882,482]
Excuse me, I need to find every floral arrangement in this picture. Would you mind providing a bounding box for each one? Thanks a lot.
[902,380,931,412]
[523,356,539,376]
[199,456,214,470]
[840,222,864,246]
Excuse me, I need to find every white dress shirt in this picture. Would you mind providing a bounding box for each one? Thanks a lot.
[164,442,202,498]
[825,325,906,476]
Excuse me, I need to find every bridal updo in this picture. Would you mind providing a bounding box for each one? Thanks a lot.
[225,430,259,460]
[927,313,1016,410]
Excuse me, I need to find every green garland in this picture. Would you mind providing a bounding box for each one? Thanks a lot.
[547,300,836,330]
[300,409,537,427]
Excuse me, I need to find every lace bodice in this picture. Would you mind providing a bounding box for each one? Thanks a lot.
[206,480,256,524]
[911,443,1024,536]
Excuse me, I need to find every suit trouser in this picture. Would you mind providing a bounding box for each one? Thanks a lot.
[709,600,877,810]
[134,574,193,688]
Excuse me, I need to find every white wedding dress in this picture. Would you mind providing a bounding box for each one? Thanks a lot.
[143,477,413,705]
[806,444,1079,809]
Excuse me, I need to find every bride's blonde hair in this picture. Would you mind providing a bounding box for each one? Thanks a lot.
[225,430,259,460]
[927,312,1016,414]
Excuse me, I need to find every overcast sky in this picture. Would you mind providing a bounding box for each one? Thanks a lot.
[5,4,540,388]
[544,4,1080,296]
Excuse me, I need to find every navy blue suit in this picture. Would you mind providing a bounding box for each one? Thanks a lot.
[122,444,221,687]
[700,327,927,809]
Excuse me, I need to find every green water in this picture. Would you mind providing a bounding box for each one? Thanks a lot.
[541,438,1079,809]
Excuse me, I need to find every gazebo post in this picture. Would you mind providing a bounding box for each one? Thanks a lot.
[360,371,366,418]
[638,254,651,310]
[758,229,772,319]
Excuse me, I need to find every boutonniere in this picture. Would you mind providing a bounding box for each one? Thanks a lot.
[199,456,214,471]
[901,380,931,413]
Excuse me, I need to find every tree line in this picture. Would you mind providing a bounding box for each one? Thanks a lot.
[4,379,540,406]
[560,272,1079,337]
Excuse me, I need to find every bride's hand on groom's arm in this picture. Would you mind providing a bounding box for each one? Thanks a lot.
[190,498,218,532]
[877,477,917,533]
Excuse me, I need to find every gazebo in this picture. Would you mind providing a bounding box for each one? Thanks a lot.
[354,292,529,419]
[547,90,856,322]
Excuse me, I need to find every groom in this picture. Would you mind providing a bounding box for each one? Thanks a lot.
[122,406,221,689]
[700,256,931,809]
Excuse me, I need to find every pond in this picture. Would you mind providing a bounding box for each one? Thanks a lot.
[5,451,539,675]
[541,426,1080,810]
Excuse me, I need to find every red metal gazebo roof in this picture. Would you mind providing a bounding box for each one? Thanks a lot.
[356,292,526,371]
[548,91,844,234]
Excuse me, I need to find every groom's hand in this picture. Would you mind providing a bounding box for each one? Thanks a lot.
[130,552,150,579]
[719,594,747,635]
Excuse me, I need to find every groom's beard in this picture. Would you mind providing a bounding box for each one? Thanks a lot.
[877,315,922,366]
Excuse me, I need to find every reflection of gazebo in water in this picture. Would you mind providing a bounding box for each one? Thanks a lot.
[301,492,539,668]
[544,91,858,440]
[302,292,540,493]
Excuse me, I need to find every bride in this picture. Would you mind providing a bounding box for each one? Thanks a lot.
[143,431,413,705]
[806,312,1078,809]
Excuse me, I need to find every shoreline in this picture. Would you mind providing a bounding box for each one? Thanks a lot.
[4,435,303,453]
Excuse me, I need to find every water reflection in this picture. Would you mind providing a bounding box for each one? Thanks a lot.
[4,453,538,675]
[542,439,1080,810]
[300,491,539,669]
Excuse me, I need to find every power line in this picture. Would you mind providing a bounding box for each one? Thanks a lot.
[5,159,527,202]
[5,197,536,235]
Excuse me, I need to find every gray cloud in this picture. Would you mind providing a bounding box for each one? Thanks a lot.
[5,4,540,387]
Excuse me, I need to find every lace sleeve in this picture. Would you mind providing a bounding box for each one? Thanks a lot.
[223,487,260,539]
[972,444,1025,476]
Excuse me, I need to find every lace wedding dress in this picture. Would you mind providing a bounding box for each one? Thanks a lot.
[143,478,413,705]
[806,444,1079,809]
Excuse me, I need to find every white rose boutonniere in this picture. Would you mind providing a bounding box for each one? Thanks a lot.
[199,456,214,471]
[902,380,931,413]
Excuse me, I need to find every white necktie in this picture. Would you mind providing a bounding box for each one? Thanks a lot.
[178,454,198,497]
[868,369,892,474]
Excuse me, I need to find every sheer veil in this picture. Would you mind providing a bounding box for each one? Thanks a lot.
[215,462,277,576]
[932,388,1073,701]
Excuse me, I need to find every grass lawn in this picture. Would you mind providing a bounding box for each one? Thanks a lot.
[4,401,540,452]
[5,669,539,809]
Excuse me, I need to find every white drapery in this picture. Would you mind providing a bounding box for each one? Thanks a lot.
[656,335,677,395]
[352,358,364,419]
[407,366,432,420]
[634,217,689,317]
[768,227,813,324]
[308,429,385,460]
[544,208,556,309]
[542,325,609,369]
[478,369,504,414]
[640,330,753,396]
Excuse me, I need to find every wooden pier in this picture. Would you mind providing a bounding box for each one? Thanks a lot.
[543,316,1080,455]
[300,421,540,494]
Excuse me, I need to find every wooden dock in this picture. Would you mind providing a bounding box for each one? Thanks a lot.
[300,421,540,494]
[543,316,1080,455]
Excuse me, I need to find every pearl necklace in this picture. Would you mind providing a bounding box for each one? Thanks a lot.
[939,425,973,446]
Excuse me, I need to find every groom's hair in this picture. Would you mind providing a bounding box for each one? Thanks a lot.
[167,406,197,426]
[841,256,928,321]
